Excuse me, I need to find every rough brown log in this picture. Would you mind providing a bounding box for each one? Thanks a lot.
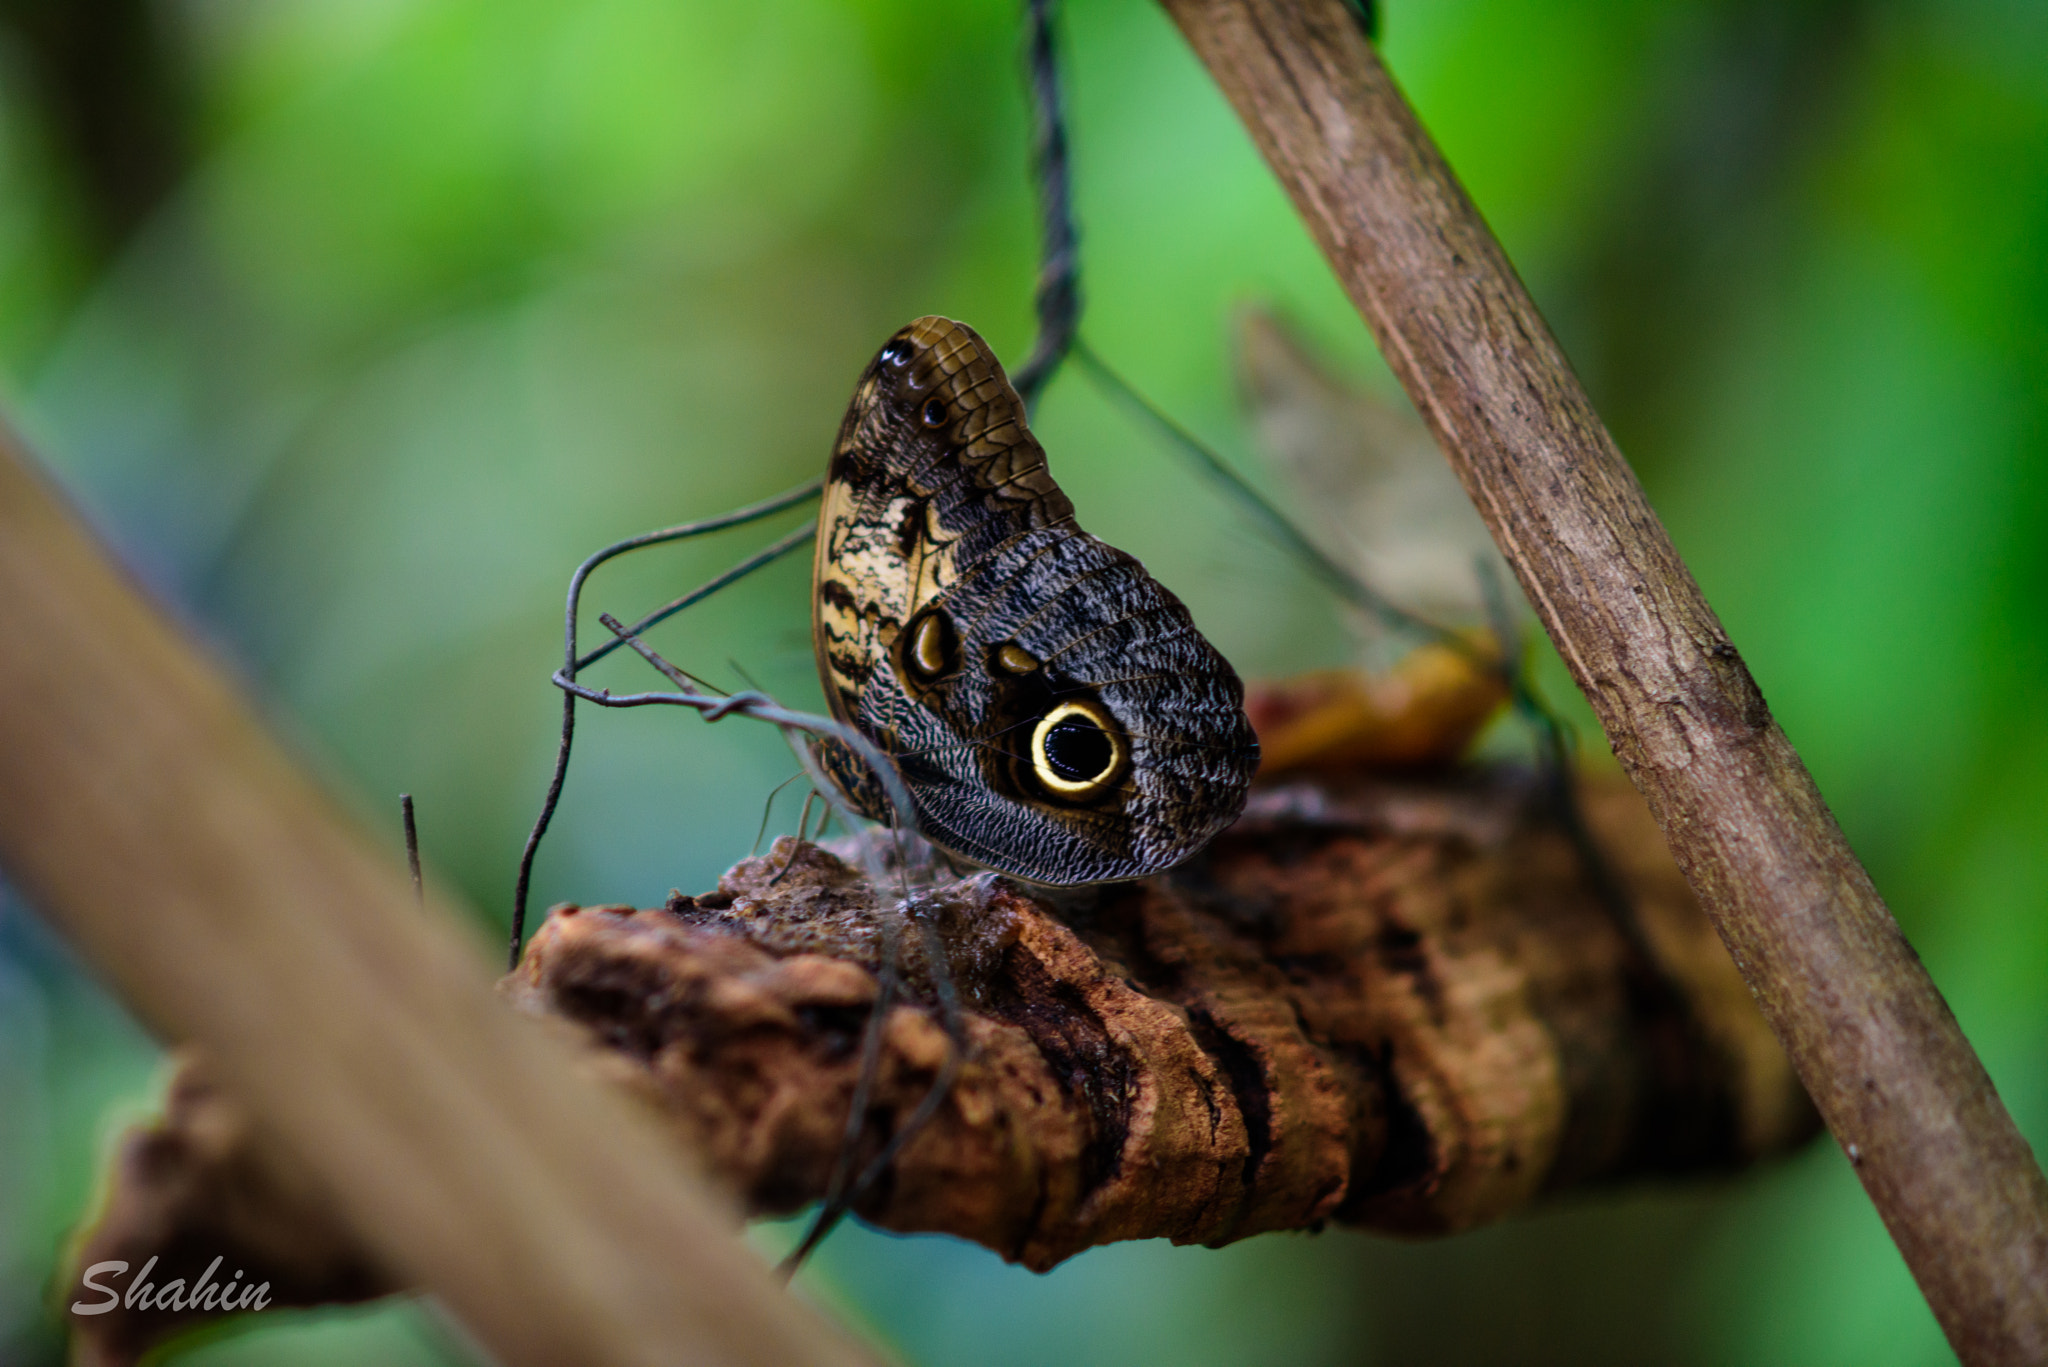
[63,1061,396,1367]
[1153,2,2048,1360]
[67,766,1815,1360]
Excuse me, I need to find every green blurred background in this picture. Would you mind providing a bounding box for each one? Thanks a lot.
[1,0,2043,1361]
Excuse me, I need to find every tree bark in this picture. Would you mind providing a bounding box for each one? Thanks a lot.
[66,766,1817,1361]
[1151,2,2048,1361]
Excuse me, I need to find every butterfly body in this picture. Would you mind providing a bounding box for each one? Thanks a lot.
[811,316,1257,885]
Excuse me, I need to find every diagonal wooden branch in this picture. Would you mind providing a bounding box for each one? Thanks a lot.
[1151,3,2048,1361]
[0,426,877,1366]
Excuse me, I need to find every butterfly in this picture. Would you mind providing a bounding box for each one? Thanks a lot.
[807,316,1259,885]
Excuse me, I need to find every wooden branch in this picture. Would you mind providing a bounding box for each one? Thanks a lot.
[66,767,1818,1359]
[1152,3,2048,1360]
[0,427,877,1365]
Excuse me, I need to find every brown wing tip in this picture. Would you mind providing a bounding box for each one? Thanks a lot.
[899,316,1006,384]
[877,317,1016,413]
[904,315,975,352]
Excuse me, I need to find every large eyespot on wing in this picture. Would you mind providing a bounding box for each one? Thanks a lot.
[885,533,1259,884]
[1029,700,1126,799]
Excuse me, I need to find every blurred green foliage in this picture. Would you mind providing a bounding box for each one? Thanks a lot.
[0,0,2043,1362]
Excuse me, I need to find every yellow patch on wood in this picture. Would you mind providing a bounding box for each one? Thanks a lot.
[1247,631,1510,773]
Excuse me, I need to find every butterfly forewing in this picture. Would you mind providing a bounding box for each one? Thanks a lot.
[811,316,1257,885]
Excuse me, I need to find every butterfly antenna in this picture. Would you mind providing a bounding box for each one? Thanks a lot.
[508,480,821,971]
[400,793,423,910]
[1012,0,1079,410]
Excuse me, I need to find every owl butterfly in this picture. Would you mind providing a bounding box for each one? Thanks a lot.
[809,316,1259,885]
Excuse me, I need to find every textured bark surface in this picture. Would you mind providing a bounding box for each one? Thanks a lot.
[526,768,1814,1259]
[64,1062,394,1367]
[68,766,1815,1361]
[1153,3,2048,1361]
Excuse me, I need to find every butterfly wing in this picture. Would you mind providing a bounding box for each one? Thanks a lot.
[811,316,1257,884]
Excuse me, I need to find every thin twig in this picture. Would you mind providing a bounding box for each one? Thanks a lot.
[572,613,918,841]
[778,910,904,1279]
[1011,0,1080,405]
[572,618,958,1276]
[1154,3,2048,1361]
[508,483,820,969]
[574,516,817,675]
[510,695,576,970]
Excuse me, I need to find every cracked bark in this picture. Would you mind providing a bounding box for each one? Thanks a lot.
[67,765,1816,1363]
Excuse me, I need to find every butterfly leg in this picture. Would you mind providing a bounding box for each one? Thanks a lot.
[750,769,810,857]
[768,789,823,887]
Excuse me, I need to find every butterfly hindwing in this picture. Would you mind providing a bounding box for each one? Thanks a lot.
[810,316,1257,884]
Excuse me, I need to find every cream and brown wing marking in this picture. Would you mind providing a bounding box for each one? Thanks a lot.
[810,316,1256,885]
[813,318,1070,716]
